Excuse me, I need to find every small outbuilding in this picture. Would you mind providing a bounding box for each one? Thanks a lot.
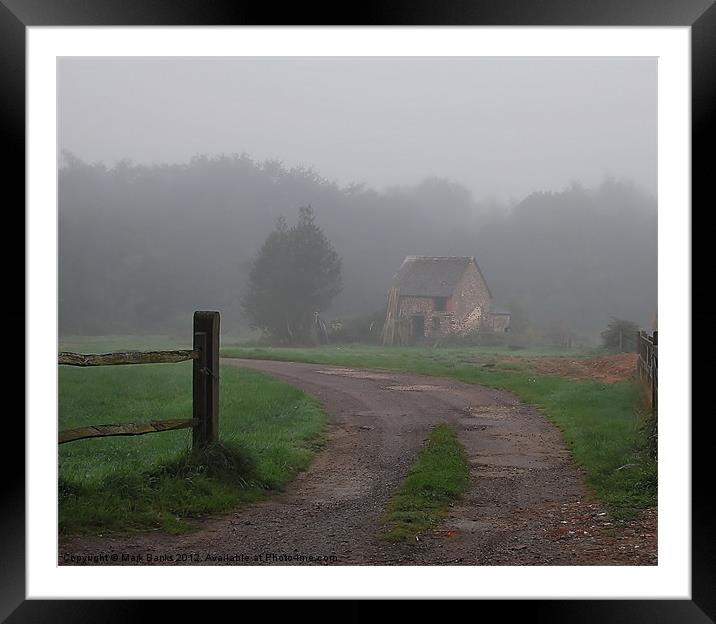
[381,255,510,345]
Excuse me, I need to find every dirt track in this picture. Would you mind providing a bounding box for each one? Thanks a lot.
[58,359,656,566]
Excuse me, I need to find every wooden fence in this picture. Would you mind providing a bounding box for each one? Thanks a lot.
[58,311,220,448]
[637,330,658,412]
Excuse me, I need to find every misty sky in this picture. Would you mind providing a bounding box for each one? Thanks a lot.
[58,57,656,202]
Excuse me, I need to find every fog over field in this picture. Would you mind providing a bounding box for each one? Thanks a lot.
[58,57,657,342]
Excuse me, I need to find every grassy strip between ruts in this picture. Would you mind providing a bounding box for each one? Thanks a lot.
[384,424,469,541]
[59,362,327,535]
[223,344,657,519]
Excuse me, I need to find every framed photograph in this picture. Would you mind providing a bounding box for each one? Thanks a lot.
[7,0,711,617]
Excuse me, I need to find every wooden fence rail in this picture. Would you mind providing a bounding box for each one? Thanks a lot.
[636,329,658,413]
[58,349,199,367]
[58,418,199,444]
[58,311,220,449]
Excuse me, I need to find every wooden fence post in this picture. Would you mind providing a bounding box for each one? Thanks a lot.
[193,311,220,449]
[652,330,658,413]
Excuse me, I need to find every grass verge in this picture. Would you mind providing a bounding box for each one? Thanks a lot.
[223,344,656,519]
[59,362,327,535]
[384,424,469,541]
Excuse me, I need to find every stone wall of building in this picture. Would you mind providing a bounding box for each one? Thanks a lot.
[426,312,455,338]
[397,296,434,317]
[459,306,483,335]
[397,296,456,339]
[453,262,492,323]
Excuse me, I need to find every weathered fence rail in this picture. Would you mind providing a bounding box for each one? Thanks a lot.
[637,330,657,412]
[58,349,200,367]
[58,311,220,448]
[58,418,199,444]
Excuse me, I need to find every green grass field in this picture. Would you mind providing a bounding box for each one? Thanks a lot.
[60,337,654,537]
[384,424,469,541]
[59,339,327,535]
[223,343,656,518]
[223,342,602,363]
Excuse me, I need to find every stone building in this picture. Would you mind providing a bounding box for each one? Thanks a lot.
[381,256,510,345]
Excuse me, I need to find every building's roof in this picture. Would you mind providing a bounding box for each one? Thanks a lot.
[392,256,491,297]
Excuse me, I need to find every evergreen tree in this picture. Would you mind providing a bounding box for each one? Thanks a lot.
[242,206,342,343]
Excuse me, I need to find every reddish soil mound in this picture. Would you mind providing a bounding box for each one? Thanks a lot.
[505,353,638,383]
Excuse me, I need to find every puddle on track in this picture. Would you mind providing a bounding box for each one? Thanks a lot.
[316,368,395,381]
[383,384,448,392]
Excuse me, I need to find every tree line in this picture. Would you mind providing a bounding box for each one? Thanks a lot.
[58,151,657,342]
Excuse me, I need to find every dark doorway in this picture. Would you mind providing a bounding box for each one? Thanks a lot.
[410,315,425,343]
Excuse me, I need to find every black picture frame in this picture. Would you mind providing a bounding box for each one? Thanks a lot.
[6,0,712,619]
